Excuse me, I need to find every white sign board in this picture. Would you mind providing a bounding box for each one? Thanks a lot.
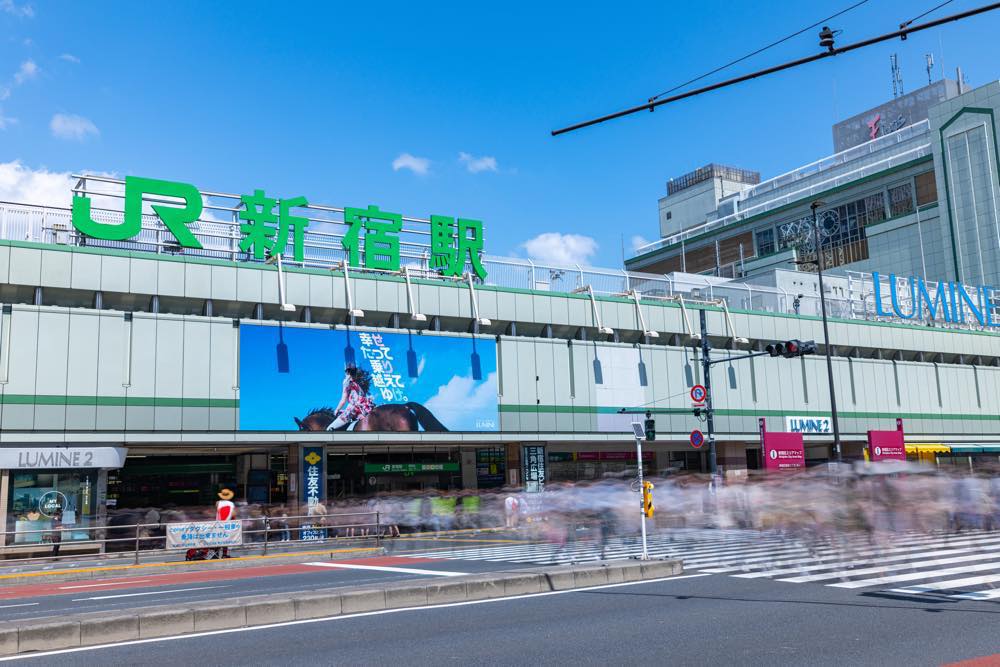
[785,416,832,434]
[0,447,127,469]
[166,521,243,550]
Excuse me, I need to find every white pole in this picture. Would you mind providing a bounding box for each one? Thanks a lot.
[635,435,649,560]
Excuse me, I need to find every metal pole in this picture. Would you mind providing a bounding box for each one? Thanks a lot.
[134,524,141,565]
[812,202,843,462]
[700,309,718,475]
[634,434,649,560]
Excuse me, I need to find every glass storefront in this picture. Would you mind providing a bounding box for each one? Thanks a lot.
[328,450,462,498]
[107,456,238,509]
[6,469,98,544]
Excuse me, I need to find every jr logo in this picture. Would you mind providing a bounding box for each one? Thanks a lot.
[72,176,204,248]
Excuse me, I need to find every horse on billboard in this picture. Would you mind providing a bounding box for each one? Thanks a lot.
[294,403,448,432]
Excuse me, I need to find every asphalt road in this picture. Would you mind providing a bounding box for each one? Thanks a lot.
[0,556,518,623]
[7,572,999,666]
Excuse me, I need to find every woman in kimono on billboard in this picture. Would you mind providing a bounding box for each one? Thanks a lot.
[327,366,376,431]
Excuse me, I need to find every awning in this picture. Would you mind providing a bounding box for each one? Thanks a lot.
[905,444,950,454]
[948,445,1000,454]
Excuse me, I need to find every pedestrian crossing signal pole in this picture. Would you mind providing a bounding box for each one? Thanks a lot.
[630,421,650,560]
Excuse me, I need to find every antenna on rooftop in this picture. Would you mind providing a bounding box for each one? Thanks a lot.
[925,53,935,85]
[890,54,904,98]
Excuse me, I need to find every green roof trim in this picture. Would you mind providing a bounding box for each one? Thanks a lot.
[0,394,238,408]
[498,403,1000,421]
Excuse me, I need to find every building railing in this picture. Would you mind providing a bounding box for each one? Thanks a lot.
[1,198,997,336]
[635,120,933,257]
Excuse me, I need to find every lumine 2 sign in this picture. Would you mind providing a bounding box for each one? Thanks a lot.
[873,272,998,328]
[71,176,488,279]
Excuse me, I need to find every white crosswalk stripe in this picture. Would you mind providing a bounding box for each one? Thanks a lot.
[403,528,1000,601]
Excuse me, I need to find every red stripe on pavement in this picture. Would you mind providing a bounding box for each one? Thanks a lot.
[943,655,1000,667]
[0,556,441,601]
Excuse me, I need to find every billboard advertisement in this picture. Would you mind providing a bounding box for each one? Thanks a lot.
[239,325,498,432]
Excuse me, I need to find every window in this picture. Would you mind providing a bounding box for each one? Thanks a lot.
[888,182,915,217]
[7,470,98,545]
[665,211,672,220]
[915,170,938,206]
[755,228,775,256]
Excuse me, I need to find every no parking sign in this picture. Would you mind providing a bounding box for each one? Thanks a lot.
[690,429,705,449]
[690,385,706,405]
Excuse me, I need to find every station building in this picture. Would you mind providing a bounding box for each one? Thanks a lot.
[2,77,1000,550]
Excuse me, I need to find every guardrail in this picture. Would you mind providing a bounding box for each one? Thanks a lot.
[0,512,383,565]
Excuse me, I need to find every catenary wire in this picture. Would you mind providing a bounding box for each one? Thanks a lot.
[648,0,871,102]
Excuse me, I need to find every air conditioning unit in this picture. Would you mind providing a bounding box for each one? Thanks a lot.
[51,222,70,245]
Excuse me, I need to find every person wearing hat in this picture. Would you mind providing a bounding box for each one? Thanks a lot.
[215,488,236,558]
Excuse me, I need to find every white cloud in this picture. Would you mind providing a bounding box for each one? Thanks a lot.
[0,87,9,101]
[59,53,80,64]
[0,160,119,209]
[0,110,15,129]
[0,161,76,207]
[423,372,497,430]
[13,59,38,85]
[0,0,34,18]
[50,113,99,141]
[458,152,498,174]
[631,235,652,253]
[523,232,599,266]
[391,152,430,176]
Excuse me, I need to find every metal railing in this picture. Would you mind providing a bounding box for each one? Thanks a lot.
[0,512,383,565]
[637,120,933,257]
[2,197,997,335]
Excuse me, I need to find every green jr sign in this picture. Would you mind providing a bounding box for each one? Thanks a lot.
[71,176,488,279]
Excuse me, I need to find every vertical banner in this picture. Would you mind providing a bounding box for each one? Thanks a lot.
[868,418,906,462]
[522,444,546,493]
[301,446,325,508]
[759,418,805,471]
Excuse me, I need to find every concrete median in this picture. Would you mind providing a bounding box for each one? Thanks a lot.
[1,558,682,656]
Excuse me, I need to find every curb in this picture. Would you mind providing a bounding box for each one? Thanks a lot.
[0,559,682,656]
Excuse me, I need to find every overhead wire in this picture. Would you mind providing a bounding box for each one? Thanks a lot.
[900,0,956,30]
[648,0,872,102]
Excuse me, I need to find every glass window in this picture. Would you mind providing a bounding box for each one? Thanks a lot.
[7,470,98,545]
[888,183,915,217]
[861,193,886,225]
[915,170,938,206]
[755,228,775,256]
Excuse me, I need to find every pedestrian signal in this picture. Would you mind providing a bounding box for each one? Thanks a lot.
[644,417,655,441]
[642,481,654,518]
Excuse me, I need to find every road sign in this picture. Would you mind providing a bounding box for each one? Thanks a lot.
[690,429,705,449]
[690,385,707,404]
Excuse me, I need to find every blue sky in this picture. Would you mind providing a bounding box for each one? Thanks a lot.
[1,0,998,267]
[238,325,499,431]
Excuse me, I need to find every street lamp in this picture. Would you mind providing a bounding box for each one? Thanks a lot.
[809,201,843,462]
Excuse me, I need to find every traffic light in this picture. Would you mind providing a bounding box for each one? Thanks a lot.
[644,417,655,441]
[642,481,654,518]
[765,339,818,359]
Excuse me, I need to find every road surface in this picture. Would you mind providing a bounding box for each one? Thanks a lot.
[6,570,998,666]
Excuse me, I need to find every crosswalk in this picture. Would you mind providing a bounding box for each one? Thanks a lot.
[403,528,1000,601]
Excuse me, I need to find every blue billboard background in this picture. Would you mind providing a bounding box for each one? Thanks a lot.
[239,325,499,432]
